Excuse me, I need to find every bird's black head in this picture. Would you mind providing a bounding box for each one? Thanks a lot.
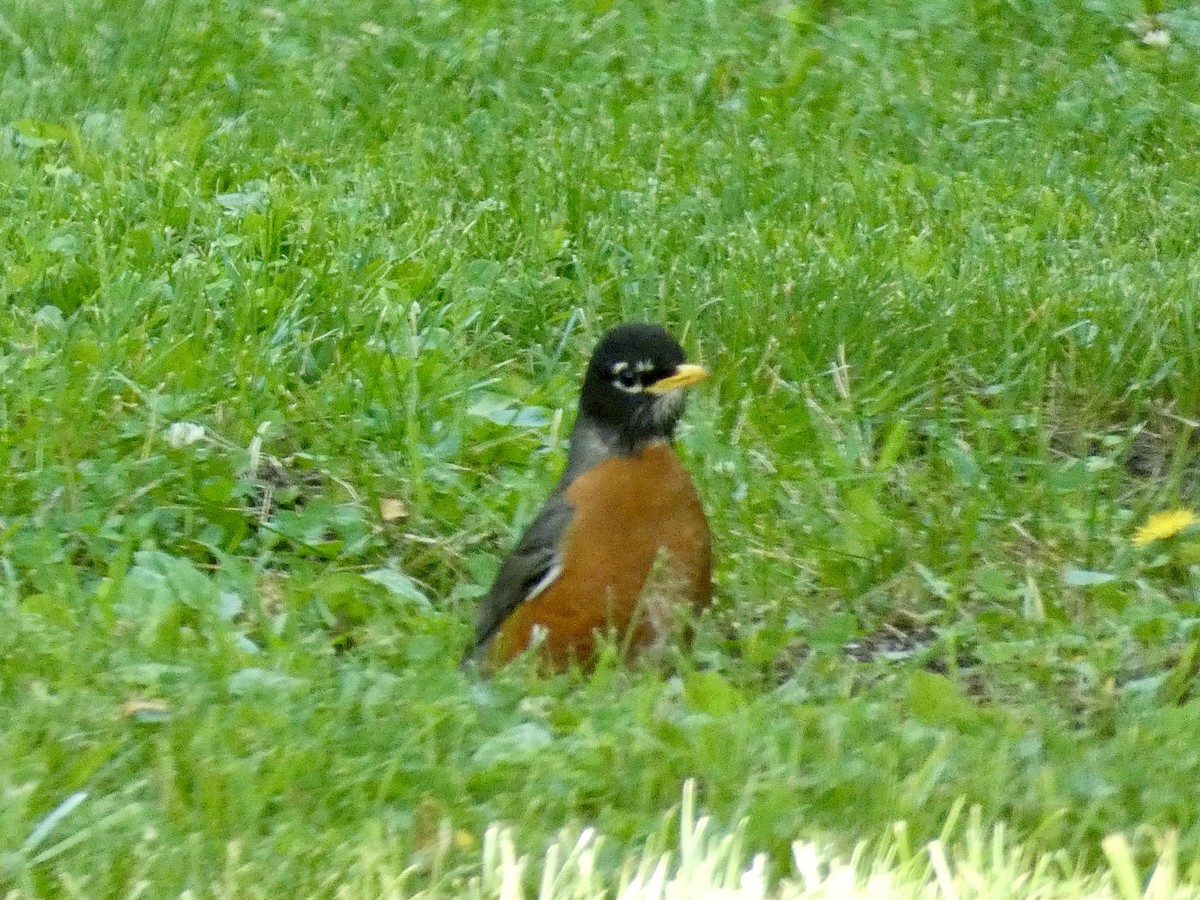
[577,323,707,450]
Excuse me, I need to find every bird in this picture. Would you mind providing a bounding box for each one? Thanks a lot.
[466,322,712,672]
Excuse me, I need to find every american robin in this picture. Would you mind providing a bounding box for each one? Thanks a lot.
[466,322,712,671]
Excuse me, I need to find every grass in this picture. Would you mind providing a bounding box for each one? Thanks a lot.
[4,0,1200,894]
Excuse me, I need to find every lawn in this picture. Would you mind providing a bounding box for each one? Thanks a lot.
[4,0,1200,895]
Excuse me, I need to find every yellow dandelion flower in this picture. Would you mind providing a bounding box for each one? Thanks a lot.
[1133,509,1199,545]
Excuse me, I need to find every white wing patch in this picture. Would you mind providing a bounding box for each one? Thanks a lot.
[524,561,563,602]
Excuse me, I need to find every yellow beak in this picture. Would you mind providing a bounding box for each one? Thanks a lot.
[645,363,708,395]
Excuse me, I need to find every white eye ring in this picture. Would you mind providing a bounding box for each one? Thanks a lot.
[613,369,642,392]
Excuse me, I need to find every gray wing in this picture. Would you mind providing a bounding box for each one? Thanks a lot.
[468,493,575,657]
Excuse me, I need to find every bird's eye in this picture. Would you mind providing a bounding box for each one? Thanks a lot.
[616,369,639,389]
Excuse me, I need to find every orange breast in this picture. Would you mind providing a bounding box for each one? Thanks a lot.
[488,443,711,670]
